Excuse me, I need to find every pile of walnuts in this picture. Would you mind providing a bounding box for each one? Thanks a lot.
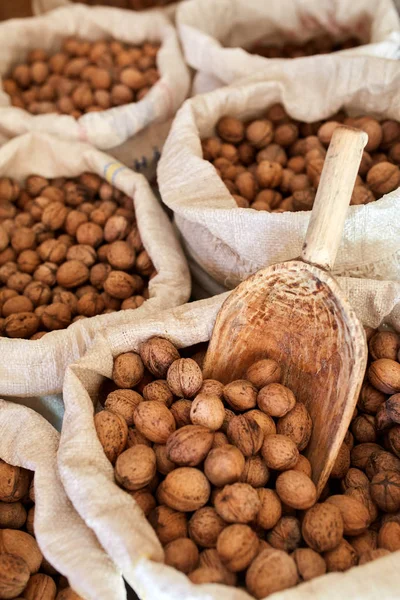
[251,35,360,59]
[0,459,82,599]
[94,329,400,598]
[202,107,400,212]
[0,173,154,339]
[3,37,160,118]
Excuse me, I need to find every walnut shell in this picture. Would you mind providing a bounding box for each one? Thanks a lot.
[188,507,227,548]
[257,383,296,417]
[275,470,317,509]
[227,414,264,457]
[245,409,276,436]
[261,434,299,470]
[166,425,214,467]
[239,455,270,488]
[167,358,203,398]
[370,331,400,361]
[4,312,40,339]
[164,537,199,574]
[188,567,225,585]
[170,399,192,428]
[104,271,138,300]
[0,553,30,599]
[160,467,210,512]
[330,441,351,478]
[22,573,57,600]
[256,488,282,530]
[148,505,188,545]
[326,495,370,535]
[217,117,245,144]
[112,352,144,388]
[245,549,298,599]
[0,529,42,574]
[367,161,400,195]
[105,389,143,426]
[358,383,386,415]
[56,260,89,288]
[323,539,357,572]
[198,548,237,586]
[214,482,260,524]
[349,530,378,556]
[190,393,225,430]
[369,359,400,394]
[204,445,245,487]
[267,516,301,552]
[302,502,344,552]
[292,548,326,582]
[94,409,128,464]
[216,524,258,572]
[129,489,156,517]
[345,486,378,523]
[351,442,383,469]
[0,459,29,502]
[222,380,257,411]
[246,358,281,388]
[341,468,369,491]
[115,444,156,491]
[133,401,176,444]
[276,402,312,450]
[139,337,180,378]
[0,502,27,529]
[246,120,273,148]
[378,521,400,551]
[370,470,400,512]
[199,379,224,397]
[56,587,83,600]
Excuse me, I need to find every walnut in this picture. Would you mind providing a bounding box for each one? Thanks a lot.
[256,488,282,529]
[94,409,128,463]
[370,470,400,512]
[246,359,281,388]
[107,240,135,270]
[134,401,176,443]
[115,444,156,491]
[76,222,103,247]
[17,250,41,274]
[323,539,357,572]
[245,409,276,435]
[0,553,30,599]
[354,117,383,152]
[0,529,42,573]
[112,352,144,388]
[256,161,283,188]
[302,502,344,552]
[22,573,57,600]
[378,521,400,551]
[223,380,257,411]
[275,470,317,509]
[214,482,260,523]
[4,312,39,338]
[216,117,245,144]
[326,495,370,535]
[216,524,259,572]
[246,120,273,148]
[257,383,296,417]
[159,467,210,512]
[267,516,301,552]
[105,389,142,426]
[274,123,298,147]
[139,337,180,378]
[227,414,264,457]
[0,502,27,529]
[239,455,269,487]
[166,425,214,467]
[367,162,400,196]
[188,507,226,548]
[204,445,245,487]
[77,292,104,317]
[351,185,375,205]
[142,380,173,406]
[0,461,30,502]
[257,143,287,166]
[234,172,257,201]
[148,505,188,545]
[164,537,199,574]
[167,358,203,398]
[170,400,192,428]
[2,295,34,317]
[104,215,129,243]
[56,260,89,288]
[103,271,137,299]
[190,393,225,430]
[292,548,326,582]
[358,383,386,415]
[246,548,298,599]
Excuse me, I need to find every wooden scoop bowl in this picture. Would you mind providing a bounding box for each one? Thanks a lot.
[203,127,369,496]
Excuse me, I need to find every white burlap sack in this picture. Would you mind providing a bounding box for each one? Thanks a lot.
[0,4,190,176]
[33,0,181,22]
[60,276,400,599]
[0,399,126,600]
[0,132,190,398]
[176,0,400,94]
[158,56,400,294]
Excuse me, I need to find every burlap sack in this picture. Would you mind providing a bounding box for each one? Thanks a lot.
[0,4,189,177]
[0,399,126,600]
[33,0,182,22]
[0,132,190,398]
[158,56,400,295]
[176,0,400,95]
[59,276,400,598]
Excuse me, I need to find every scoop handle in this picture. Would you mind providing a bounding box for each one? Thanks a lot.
[301,126,368,270]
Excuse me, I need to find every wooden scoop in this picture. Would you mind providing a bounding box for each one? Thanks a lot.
[203,126,369,496]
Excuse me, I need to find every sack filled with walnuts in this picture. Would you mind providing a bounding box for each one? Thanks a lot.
[158,56,400,297]
[0,399,124,600]
[0,132,190,403]
[176,0,400,94]
[57,276,400,599]
[0,4,190,179]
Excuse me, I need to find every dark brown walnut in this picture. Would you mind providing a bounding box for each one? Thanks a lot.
[267,516,302,552]
[323,539,357,572]
[0,461,30,502]
[370,470,400,512]
[148,505,188,546]
[166,425,214,467]
[139,337,180,378]
[330,442,351,478]
[365,450,400,479]
[276,402,312,450]
[227,414,264,457]
[0,553,30,599]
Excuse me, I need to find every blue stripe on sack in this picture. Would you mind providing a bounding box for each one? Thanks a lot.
[103,162,129,185]
[133,147,161,172]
